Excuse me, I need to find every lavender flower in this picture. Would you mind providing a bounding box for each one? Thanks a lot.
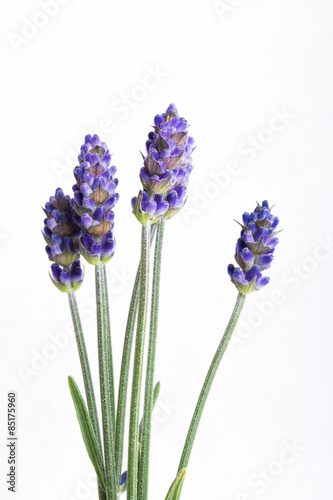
[164,185,187,219]
[72,134,119,264]
[228,200,279,294]
[131,190,168,224]
[80,231,116,265]
[50,261,84,293]
[119,471,127,493]
[42,188,83,292]
[43,188,81,266]
[133,104,195,223]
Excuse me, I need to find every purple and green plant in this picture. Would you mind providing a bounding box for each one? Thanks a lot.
[42,104,280,500]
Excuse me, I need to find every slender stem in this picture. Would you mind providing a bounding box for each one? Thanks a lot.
[68,289,106,500]
[138,218,165,500]
[127,223,151,500]
[102,265,116,445]
[115,224,157,487]
[96,263,117,500]
[68,289,103,451]
[178,292,246,474]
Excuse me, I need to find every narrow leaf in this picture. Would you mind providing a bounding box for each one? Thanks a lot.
[153,381,161,406]
[68,376,106,491]
[165,468,186,500]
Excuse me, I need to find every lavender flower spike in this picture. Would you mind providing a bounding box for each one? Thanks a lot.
[228,200,279,294]
[72,134,119,264]
[133,104,195,223]
[43,188,81,266]
[42,188,84,292]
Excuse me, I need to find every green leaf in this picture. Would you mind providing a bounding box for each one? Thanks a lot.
[165,468,186,500]
[152,381,161,406]
[68,376,106,491]
[139,381,161,448]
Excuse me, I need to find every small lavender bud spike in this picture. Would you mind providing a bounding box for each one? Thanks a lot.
[42,188,81,266]
[42,188,84,292]
[228,201,280,294]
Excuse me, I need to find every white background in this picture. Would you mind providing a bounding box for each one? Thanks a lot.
[1,0,333,499]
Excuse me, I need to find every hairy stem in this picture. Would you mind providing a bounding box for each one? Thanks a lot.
[138,218,165,500]
[115,224,157,486]
[102,265,116,446]
[96,263,117,500]
[178,293,246,478]
[68,289,106,500]
[127,223,150,500]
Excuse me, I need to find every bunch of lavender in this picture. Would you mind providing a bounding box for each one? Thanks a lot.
[42,106,280,500]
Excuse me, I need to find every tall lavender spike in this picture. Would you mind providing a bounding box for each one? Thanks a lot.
[133,104,195,223]
[228,200,279,294]
[72,134,119,264]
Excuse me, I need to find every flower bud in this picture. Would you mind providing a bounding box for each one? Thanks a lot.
[49,261,84,293]
[132,190,168,225]
[228,201,279,294]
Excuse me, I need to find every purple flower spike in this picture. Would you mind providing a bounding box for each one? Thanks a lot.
[43,188,81,266]
[72,134,118,264]
[133,104,195,224]
[228,201,279,294]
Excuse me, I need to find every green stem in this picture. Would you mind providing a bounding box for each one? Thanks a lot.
[115,261,140,487]
[68,289,103,452]
[115,224,157,487]
[68,289,106,500]
[178,292,246,475]
[96,263,117,500]
[102,265,116,446]
[127,223,151,500]
[138,218,165,500]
